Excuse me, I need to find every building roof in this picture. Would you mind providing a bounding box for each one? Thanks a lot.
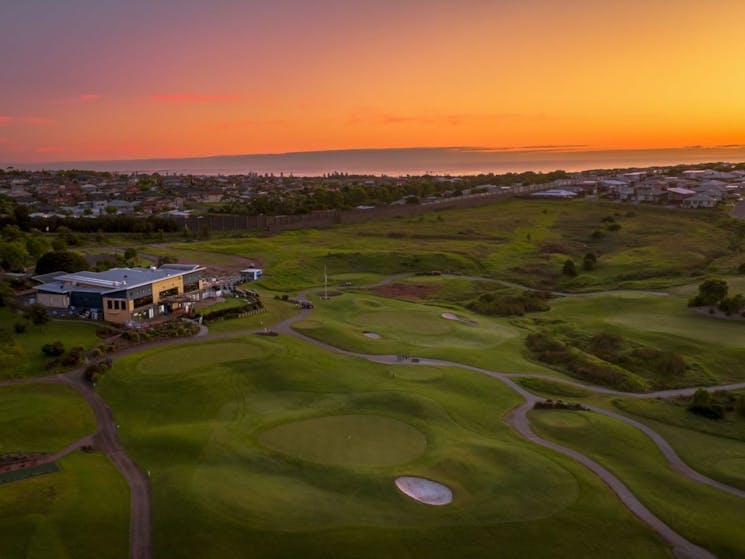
[34,265,205,296]
[667,187,696,196]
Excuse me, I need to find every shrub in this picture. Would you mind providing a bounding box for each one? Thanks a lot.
[41,341,65,357]
[688,389,724,419]
[562,259,577,277]
[14,321,28,334]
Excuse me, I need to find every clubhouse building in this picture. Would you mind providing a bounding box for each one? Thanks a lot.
[33,264,205,325]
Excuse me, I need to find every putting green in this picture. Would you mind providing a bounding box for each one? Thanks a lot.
[137,342,268,375]
[258,414,427,467]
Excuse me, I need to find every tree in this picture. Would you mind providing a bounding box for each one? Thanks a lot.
[35,250,89,275]
[582,252,597,271]
[690,279,728,307]
[0,241,29,272]
[562,259,577,277]
[25,303,49,325]
[123,247,138,261]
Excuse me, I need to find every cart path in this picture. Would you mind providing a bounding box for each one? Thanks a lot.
[59,370,153,559]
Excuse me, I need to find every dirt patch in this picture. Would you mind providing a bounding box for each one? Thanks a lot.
[371,282,439,302]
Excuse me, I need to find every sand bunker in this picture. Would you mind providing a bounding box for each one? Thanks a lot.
[395,476,453,505]
[363,331,381,339]
[440,312,479,326]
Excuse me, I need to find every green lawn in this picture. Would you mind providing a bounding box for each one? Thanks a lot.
[97,335,670,558]
[0,383,96,454]
[0,452,129,559]
[530,409,745,558]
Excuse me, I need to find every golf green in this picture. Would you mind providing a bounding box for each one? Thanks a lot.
[259,414,427,467]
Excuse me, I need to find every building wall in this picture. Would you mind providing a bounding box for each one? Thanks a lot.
[103,297,133,324]
[37,292,69,308]
[152,276,184,304]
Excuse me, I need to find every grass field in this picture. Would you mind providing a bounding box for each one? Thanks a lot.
[148,199,742,293]
[0,452,129,559]
[0,384,96,454]
[97,335,671,558]
[530,409,745,558]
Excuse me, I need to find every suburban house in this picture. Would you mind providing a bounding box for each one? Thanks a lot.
[33,264,205,324]
[681,193,718,209]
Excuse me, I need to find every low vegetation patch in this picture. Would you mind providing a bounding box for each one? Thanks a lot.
[468,289,552,317]
[524,326,707,391]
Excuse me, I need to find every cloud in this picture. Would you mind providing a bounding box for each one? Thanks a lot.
[147,93,240,104]
[35,146,66,153]
[0,115,55,126]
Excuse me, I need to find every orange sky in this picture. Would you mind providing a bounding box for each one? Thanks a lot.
[1,0,744,163]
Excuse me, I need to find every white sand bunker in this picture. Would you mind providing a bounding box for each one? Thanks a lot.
[363,331,381,339]
[395,476,453,506]
[440,312,478,326]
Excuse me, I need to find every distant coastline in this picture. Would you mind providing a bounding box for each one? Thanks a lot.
[6,146,745,176]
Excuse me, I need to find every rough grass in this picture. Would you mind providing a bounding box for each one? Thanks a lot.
[530,409,745,558]
[0,310,100,379]
[517,377,592,398]
[0,384,96,454]
[97,335,670,558]
[525,292,745,387]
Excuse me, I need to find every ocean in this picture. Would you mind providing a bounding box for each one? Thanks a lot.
[9,146,745,176]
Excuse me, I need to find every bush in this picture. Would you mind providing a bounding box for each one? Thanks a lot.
[606,222,622,231]
[562,259,577,277]
[14,321,28,334]
[41,341,65,357]
[468,290,551,317]
[688,389,724,419]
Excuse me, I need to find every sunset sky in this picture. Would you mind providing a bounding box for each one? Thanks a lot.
[2,0,744,163]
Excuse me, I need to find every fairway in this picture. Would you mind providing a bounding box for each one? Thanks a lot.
[98,334,671,558]
[259,414,427,467]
